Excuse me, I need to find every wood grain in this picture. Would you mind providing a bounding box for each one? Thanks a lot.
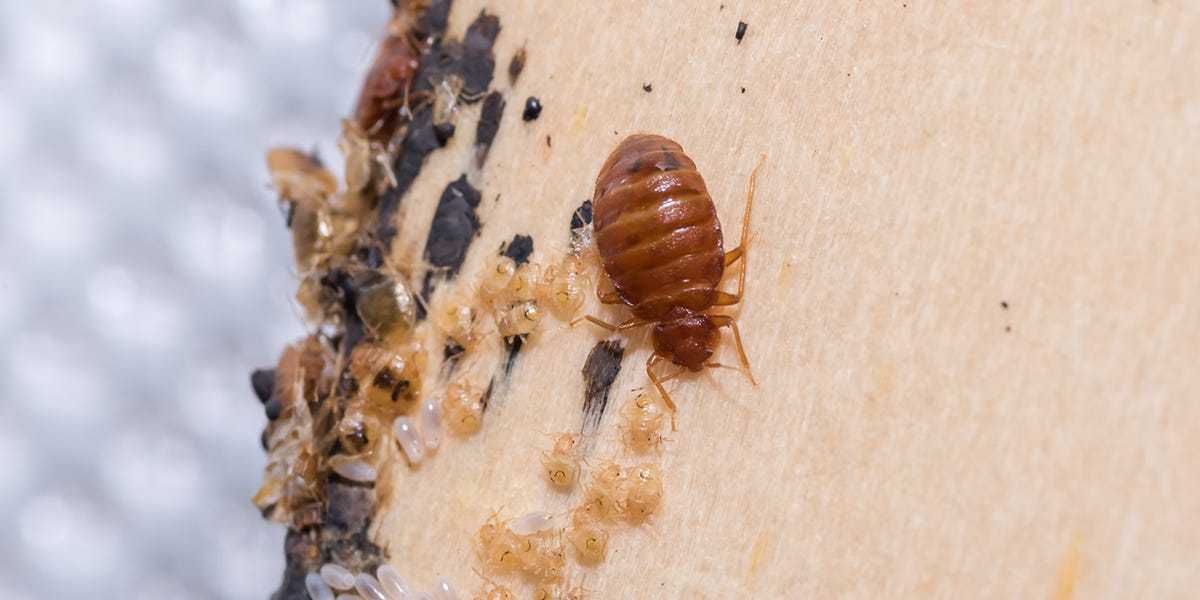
[373,1,1200,598]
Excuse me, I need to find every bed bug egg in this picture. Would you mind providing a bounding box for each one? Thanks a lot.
[319,564,356,590]
[442,380,484,435]
[306,572,336,600]
[565,504,609,564]
[434,575,459,600]
[622,463,664,523]
[420,397,442,449]
[540,433,580,490]
[508,511,556,536]
[586,135,765,429]
[328,456,378,483]
[355,572,391,600]
[377,564,410,599]
[619,393,666,452]
[393,416,426,465]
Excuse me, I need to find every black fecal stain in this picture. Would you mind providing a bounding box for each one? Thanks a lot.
[740,86,746,94]
[462,12,501,97]
[480,379,495,411]
[322,267,366,353]
[503,334,526,376]
[264,396,282,420]
[523,97,543,121]
[642,82,653,92]
[271,529,320,600]
[419,175,483,316]
[375,8,500,246]
[546,135,552,147]
[414,0,451,39]
[1001,301,1009,310]
[508,45,526,83]
[570,199,593,249]
[501,234,534,265]
[442,340,466,375]
[251,368,275,403]
[475,91,505,168]
[434,122,456,145]
[320,481,385,576]
[424,175,482,274]
[736,20,748,43]
[581,340,625,434]
[364,245,385,269]
[571,199,593,229]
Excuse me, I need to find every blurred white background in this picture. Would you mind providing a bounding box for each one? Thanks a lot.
[0,0,390,597]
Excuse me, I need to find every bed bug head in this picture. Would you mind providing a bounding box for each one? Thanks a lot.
[651,307,720,372]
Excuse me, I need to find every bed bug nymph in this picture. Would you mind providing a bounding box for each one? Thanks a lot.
[582,134,764,428]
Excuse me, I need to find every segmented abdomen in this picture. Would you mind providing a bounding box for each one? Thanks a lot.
[593,135,725,321]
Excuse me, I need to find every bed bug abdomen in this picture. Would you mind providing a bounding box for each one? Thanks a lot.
[592,135,725,321]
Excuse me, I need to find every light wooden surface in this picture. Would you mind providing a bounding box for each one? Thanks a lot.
[373,1,1200,597]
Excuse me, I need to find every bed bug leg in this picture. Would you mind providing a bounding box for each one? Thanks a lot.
[709,314,756,386]
[646,354,679,430]
[573,314,647,332]
[716,154,766,305]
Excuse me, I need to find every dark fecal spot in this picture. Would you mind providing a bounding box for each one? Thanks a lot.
[740,86,746,94]
[736,21,748,43]
[264,396,282,420]
[503,334,526,376]
[571,199,593,229]
[522,97,543,121]
[375,8,500,246]
[474,91,505,168]
[320,481,385,575]
[462,11,501,98]
[433,122,456,145]
[424,175,483,273]
[414,0,451,40]
[501,234,534,265]
[508,45,526,83]
[546,135,552,147]
[581,340,625,434]
[1001,301,1009,310]
[1005,325,1012,332]
[642,82,653,92]
[271,529,321,600]
[251,368,275,403]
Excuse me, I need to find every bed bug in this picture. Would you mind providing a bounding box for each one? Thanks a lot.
[585,134,765,428]
[354,10,425,144]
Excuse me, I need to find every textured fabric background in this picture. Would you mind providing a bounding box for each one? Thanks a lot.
[0,1,388,597]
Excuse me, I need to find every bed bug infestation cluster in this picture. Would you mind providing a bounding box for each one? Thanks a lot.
[250,1,760,598]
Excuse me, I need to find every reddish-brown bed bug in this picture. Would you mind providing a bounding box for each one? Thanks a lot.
[354,13,422,143]
[583,134,765,428]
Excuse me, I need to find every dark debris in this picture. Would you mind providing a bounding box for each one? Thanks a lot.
[501,234,534,265]
[581,340,625,434]
[522,97,543,121]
